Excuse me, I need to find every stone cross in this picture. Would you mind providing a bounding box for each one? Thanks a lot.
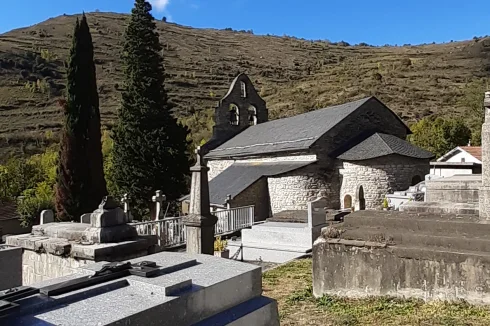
[121,193,132,222]
[225,194,232,210]
[40,210,54,225]
[152,190,166,220]
[183,146,218,255]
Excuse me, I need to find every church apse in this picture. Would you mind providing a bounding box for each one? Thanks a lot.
[202,73,268,153]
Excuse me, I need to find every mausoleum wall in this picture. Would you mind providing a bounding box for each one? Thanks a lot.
[339,155,430,210]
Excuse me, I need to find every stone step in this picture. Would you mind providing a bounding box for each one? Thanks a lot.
[241,228,312,248]
[342,214,489,237]
[228,240,310,263]
[250,222,312,233]
[341,228,490,253]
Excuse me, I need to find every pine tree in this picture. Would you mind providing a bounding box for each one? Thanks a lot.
[112,0,190,219]
[55,15,107,221]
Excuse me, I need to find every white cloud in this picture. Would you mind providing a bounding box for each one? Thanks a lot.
[150,0,170,12]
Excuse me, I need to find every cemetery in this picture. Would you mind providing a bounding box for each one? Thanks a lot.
[2,1,490,325]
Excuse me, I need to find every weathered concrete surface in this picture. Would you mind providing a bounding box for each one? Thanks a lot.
[313,238,490,304]
[399,201,479,215]
[425,174,481,204]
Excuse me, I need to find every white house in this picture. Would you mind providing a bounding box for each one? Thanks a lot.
[430,146,482,177]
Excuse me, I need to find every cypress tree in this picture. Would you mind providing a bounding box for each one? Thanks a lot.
[112,0,190,219]
[55,14,107,221]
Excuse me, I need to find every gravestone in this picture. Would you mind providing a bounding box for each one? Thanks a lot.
[80,213,91,224]
[40,210,54,225]
[6,196,157,285]
[308,197,327,228]
[1,251,280,326]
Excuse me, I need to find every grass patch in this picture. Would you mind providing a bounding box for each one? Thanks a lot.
[262,258,490,325]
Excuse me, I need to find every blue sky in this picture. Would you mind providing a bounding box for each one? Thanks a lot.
[0,0,488,45]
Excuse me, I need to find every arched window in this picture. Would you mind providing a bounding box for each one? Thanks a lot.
[248,106,257,126]
[240,81,247,98]
[229,104,239,126]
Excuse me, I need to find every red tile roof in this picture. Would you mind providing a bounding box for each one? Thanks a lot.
[460,146,482,161]
[0,202,19,220]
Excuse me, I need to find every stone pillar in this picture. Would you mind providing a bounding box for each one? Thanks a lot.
[480,91,490,220]
[183,147,218,255]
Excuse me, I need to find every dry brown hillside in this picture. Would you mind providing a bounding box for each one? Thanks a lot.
[0,12,489,157]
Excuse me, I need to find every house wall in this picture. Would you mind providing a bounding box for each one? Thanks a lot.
[430,166,480,178]
[444,151,481,163]
[339,155,430,210]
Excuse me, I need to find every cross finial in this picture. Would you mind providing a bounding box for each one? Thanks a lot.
[152,190,166,203]
[121,193,129,203]
[195,146,204,166]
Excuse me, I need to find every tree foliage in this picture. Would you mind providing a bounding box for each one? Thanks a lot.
[408,117,472,158]
[111,0,190,219]
[0,147,58,226]
[55,15,107,222]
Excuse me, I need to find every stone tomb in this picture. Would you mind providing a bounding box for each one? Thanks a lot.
[2,251,279,326]
[6,197,157,285]
[228,197,328,263]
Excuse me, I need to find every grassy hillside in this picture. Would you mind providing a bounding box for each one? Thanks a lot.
[0,12,489,158]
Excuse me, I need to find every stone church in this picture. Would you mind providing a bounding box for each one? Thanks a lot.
[183,73,434,221]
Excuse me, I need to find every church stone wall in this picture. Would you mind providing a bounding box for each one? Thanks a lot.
[339,155,430,210]
[232,178,271,222]
[268,171,331,214]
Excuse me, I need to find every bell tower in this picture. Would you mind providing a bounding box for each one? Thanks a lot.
[201,73,268,153]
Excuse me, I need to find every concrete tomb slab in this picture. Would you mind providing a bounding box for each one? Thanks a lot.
[2,251,279,326]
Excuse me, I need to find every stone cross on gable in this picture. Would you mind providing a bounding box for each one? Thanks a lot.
[152,190,166,220]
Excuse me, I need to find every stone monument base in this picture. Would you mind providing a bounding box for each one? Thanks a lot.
[313,210,490,305]
[3,251,279,326]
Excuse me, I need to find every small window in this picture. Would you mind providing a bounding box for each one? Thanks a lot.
[229,104,239,126]
[248,106,257,126]
[240,81,247,98]
[461,158,466,163]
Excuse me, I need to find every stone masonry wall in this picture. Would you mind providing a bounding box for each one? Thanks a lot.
[208,160,234,181]
[232,178,271,222]
[22,250,91,285]
[21,249,151,286]
[339,155,430,210]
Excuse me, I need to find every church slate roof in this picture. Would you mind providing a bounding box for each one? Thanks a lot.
[335,133,434,161]
[180,161,315,204]
[208,161,315,204]
[206,97,384,159]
